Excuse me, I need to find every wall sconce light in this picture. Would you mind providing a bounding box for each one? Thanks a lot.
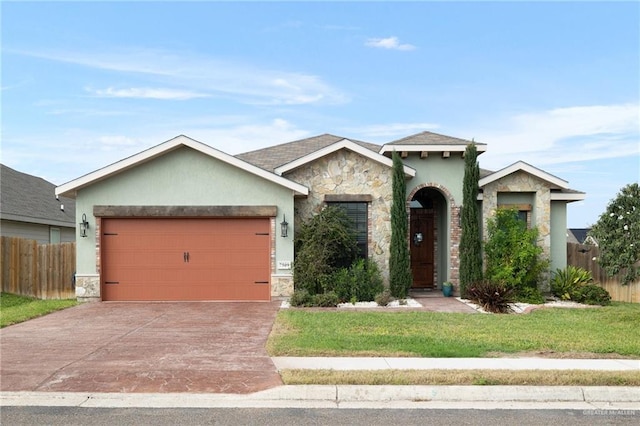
[79,213,89,238]
[413,232,423,246]
[280,215,289,238]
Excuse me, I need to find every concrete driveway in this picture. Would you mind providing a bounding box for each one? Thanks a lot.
[0,302,283,394]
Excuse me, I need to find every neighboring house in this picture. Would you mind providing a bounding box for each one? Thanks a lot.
[567,228,598,246]
[55,132,585,302]
[1,164,76,244]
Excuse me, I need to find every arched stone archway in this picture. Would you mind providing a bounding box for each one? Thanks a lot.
[407,183,461,290]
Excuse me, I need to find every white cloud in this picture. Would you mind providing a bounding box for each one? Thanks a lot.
[365,36,416,51]
[12,48,348,106]
[88,87,210,100]
[180,118,311,155]
[470,103,640,170]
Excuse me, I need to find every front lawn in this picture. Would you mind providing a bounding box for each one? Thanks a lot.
[0,292,77,328]
[267,303,640,358]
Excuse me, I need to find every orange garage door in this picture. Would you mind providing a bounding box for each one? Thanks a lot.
[101,218,271,301]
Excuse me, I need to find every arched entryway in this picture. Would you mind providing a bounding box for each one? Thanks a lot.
[409,186,451,290]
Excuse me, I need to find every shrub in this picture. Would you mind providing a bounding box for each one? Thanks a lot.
[289,289,340,308]
[484,208,549,291]
[389,151,412,298]
[514,286,545,304]
[310,291,340,307]
[551,266,594,300]
[294,206,359,295]
[467,280,515,314]
[289,289,312,307]
[573,285,611,306]
[330,258,384,303]
[459,142,483,296]
[374,289,394,306]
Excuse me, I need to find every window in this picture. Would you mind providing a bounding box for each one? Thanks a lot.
[327,201,368,259]
[49,227,61,244]
[517,210,529,224]
[499,204,532,228]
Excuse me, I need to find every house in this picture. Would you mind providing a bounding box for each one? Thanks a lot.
[55,131,585,302]
[1,164,76,244]
[567,228,598,246]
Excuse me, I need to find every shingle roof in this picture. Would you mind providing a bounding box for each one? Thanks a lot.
[1,164,76,227]
[236,134,381,172]
[386,131,486,146]
[568,228,591,244]
[479,168,494,179]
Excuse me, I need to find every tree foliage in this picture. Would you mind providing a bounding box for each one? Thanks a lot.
[484,208,548,291]
[590,183,640,285]
[389,151,412,298]
[293,206,358,295]
[459,143,483,296]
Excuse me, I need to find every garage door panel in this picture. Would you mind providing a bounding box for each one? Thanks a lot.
[102,218,271,301]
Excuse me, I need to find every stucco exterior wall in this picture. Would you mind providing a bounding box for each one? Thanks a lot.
[284,149,393,283]
[74,147,296,300]
[403,154,465,206]
[550,201,568,273]
[404,154,465,287]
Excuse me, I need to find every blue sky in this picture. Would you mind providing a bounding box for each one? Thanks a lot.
[2,1,639,228]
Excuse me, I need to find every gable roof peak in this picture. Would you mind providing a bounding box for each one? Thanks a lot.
[388,130,485,146]
[479,160,569,189]
[236,133,381,172]
[55,134,309,198]
[273,138,416,178]
[379,130,487,155]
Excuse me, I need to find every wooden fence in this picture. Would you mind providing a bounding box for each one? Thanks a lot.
[567,242,639,303]
[0,237,76,299]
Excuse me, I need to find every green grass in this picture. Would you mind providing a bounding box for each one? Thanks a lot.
[267,303,640,358]
[281,369,640,386]
[1,292,77,328]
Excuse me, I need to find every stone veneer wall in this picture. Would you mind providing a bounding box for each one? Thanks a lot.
[285,150,394,284]
[269,216,293,298]
[481,171,552,290]
[75,217,101,302]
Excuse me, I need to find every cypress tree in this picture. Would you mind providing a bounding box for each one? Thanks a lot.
[459,142,483,295]
[389,151,412,297]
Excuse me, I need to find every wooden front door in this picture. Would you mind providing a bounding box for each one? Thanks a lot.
[410,209,435,289]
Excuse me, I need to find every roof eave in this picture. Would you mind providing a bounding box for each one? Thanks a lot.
[379,144,487,155]
[551,192,586,202]
[0,213,75,227]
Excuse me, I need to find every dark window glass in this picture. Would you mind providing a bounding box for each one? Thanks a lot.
[327,202,368,259]
[517,210,528,223]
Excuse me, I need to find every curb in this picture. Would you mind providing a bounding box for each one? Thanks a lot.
[2,386,639,409]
